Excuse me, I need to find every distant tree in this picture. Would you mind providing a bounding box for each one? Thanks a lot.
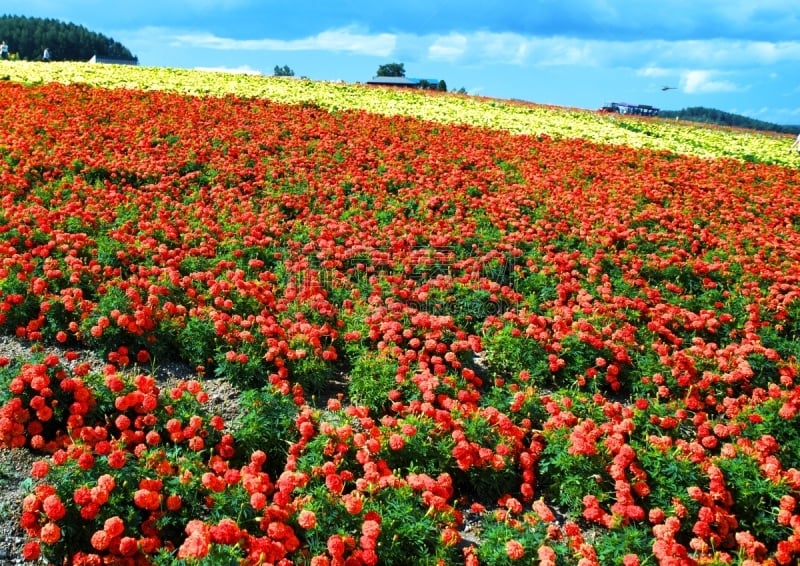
[456,87,468,95]
[0,15,135,62]
[376,62,405,77]
[273,64,295,77]
[658,106,800,135]
[437,80,447,92]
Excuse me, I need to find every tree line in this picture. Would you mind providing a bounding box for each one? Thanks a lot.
[658,106,800,135]
[0,15,135,62]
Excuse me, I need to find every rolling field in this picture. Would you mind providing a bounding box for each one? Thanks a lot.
[0,61,799,565]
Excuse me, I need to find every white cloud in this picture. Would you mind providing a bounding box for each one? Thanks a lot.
[165,26,397,57]
[638,66,671,78]
[473,32,531,65]
[428,33,468,61]
[681,70,739,93]
[123,24,800,73]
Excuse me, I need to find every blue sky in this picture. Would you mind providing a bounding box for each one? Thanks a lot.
[6,0,800,124]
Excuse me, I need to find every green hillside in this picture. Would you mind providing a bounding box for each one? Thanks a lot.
[659,106,800,135]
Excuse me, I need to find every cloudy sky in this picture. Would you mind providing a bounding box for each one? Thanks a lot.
[7,0,800,124]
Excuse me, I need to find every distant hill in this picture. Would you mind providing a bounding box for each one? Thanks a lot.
[658,106,800,135]
[0,14,135,62]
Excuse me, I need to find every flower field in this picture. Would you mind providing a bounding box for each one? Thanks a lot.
[0,63,799,565]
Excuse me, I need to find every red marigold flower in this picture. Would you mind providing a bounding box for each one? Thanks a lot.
[20,510,39,530]
[388,433,405,451]
[29,438,45,450]
[505,539,525,560]
[538,545,557,566]
[178,532,209,559]
[80,503,100,520]
[327,534,345,558]
[361,519,380,539]
[140,477,163,492]
[42,494,66,521]
[325,473,344,494]
[250,450,267,468]
[441,527,460,547]
[360,548,379,566]
[40,521,62,544]
[119,536,138,556]
[133,489,161,511]
[533,499,556,522]
[360,534,377,550]
[107,449,126,469]
[145,430,161,446]
[73,486,92,506]
[166,494,182,511]
[75,451,94,471]
[211,518,241,545]
[22,494,39,514]
[97,473,115,493]
[210,415,224,431]
[35,406,53,422]
[104,516,125,538]
[343,493,364,515]
[30,459,49,479]
[297,509,317,529]
[22,541,40,561]
[90,530,110,551]
[504,497,523,515]
[140,536,160,554]
[185,519,209,536]
[250,492,267,510]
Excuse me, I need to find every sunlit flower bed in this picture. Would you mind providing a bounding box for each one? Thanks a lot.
[2,60,797,166]
[0,66,799,565]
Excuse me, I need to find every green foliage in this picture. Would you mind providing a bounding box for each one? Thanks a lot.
[715,453,793,546]
[177,316,218,371]
[590,524,653,564]
[740,397,800,471]
[348,351,398,415]
[474,512,568,565]
[658,106,800,135]
[153,544,244,566]
[538,428,612,518]
[273,65,295,77]
[0,15,136,62]
[368,484,459,565]
[633,439,703,529]
[0,268,40,332]
[288,350,333,398]
[213,343,269,389]
[376,62,406,77]
[379,414,455,477]
[481,325,551,384]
